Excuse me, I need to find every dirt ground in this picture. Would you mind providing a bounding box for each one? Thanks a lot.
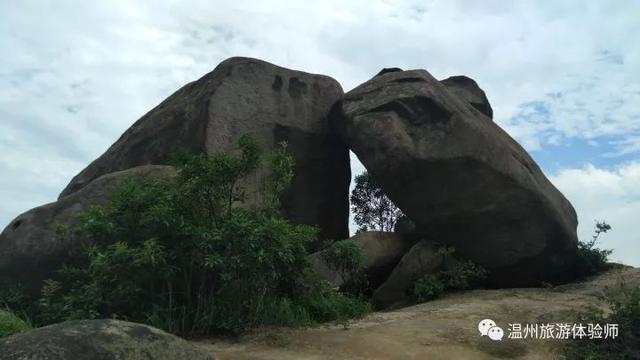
[194,266,639,359]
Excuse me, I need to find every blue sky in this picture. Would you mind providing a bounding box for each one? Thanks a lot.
[1,0,639,265]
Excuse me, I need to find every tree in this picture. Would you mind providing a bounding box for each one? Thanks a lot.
[589,220,612,248]
[573,220,613,277]
[350,171,403,232]
[30,136,370,336]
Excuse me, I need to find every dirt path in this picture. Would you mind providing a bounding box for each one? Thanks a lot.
[194,266,639,359]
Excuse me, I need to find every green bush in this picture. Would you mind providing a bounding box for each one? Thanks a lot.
[564,286,640,359]
[441,261,488,291]
[320,240,368,294]
[30,136,369,336]
[0,287,29,314]
[414,274,446,301]
[255,279,371,326]
[321,240,364,277]
[573,221,613,277]
[0,309,31,338]
[413,247,487,302]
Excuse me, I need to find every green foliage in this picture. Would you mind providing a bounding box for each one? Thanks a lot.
[413,247,487,302]
[0,287,28,312]
[441,261,488,290]
[321,240,368,294]
[32,136,369,336]
[414,274,446,301]
[54,223,69,237]
[350,171,403,232]
[0,309,31,338]
[266,141,295,210]
[256,281,372,327]
[301,281,372,323]
[574,221,613,277]
[0,287,36,334]
[321,240,365,280]
[564,286,640,359]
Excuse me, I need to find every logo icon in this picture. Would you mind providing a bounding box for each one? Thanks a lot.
[478,319,504,341]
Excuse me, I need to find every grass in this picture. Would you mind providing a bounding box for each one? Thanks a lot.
[564,286,640,359]
[0,309,31,338]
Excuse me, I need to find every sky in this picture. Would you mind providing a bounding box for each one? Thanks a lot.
[1,0,638,265]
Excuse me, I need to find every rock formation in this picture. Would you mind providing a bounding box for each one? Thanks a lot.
[0,57,582,310]
[372,240,451,309]
[441,75,493,119]
[310,231,415,289]
[335,68,578,287]
[0,319,214,360]
[0,165,176,294]
[58,57,350,244]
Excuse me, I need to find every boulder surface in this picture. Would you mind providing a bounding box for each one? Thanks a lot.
[58,57,350,244]
[441,75,493,119]
[0,165,175,294]
[0,319,214,360]
[372,240,454,309]
[335,69,578,286]
[310,231,415,289]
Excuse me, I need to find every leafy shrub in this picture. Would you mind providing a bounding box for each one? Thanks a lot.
[256,279,371,326]
[320,240,369,295]
[321,240,364,277]
[564,286,640,359]
[0,287,28,314]
[413,246,487,302]
[350,171,403,232]
[574,221,613,277]
[414,274,446,301]
[441,261,488,290]
[0,309,31,338]
[32,136,369,335]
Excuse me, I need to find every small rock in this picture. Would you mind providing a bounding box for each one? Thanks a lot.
[0,319,215,360]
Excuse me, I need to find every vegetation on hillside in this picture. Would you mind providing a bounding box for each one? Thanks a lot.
[1,136,370,336]
[320,239,369,295]
[573,221,613,278]
[564,285,640,359]
[0,309,31,338]
[413,246,487,302]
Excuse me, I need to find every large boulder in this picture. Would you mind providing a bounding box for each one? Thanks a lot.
[371,240,451,309]
[310,231,415,289]
[0,165,176,294]
[335,69,578,287]
[58,57,350,244]
[440,75,493,119]
[377,70,494,119]
[0,319,214,360]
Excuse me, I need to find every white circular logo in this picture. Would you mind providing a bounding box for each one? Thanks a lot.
[478,319,496,336]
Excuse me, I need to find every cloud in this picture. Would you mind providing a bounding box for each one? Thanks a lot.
[549,162,640,266]
[604,136,640,158]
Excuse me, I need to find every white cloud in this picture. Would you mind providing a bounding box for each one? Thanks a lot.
[549,162,640,266]
[604,136,640,157]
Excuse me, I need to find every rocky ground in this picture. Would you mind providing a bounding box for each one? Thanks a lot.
[195,265,639,359]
